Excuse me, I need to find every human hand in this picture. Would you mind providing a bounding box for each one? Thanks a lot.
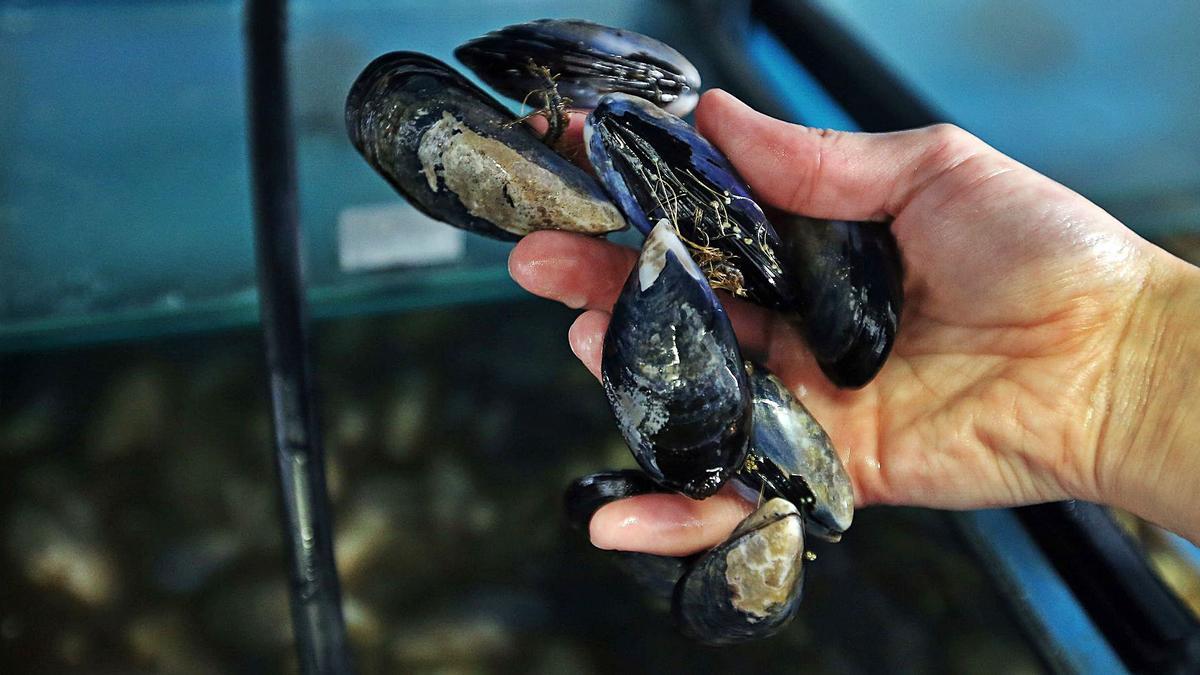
[510,90,1200,553]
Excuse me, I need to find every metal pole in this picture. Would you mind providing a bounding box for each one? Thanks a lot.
[244,0,353,672]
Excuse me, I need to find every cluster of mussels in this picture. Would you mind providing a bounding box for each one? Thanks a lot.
[346,19,903,645]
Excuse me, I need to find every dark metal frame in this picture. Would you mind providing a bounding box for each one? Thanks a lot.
[1017,503,1200,673]
[245,0,353,672]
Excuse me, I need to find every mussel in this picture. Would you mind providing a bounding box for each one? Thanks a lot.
[735,362,854,541]
[564,470,688,603]
[566,359,852,641]
[585,93,796,311]
[674,498,806,645]
[455,19,701,117]
[345,17,885,649]
[345,52,626,240]
[777,215,904,388]
[565,472,807,645]
[564,469,663,532]
[602,220,752,499]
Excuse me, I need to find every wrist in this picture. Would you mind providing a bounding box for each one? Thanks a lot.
[1095,250,1200,542]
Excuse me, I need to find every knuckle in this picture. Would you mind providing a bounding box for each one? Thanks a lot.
[886,123,988,213]
[924,123,979,154]
[787,127,843,211]
[806,126,842,141]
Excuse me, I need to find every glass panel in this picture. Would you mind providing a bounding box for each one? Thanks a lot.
[0,1,736,352]
[810,0,1200,245]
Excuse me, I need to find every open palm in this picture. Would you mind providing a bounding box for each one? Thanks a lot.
[509,90,1160,555]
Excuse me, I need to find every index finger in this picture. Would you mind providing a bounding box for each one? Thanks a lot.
[589,484,755,556]
[508,231,779,357]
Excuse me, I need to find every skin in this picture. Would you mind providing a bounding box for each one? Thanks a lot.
[513,90,1200,556]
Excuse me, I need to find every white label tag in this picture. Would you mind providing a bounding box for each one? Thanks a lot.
[337,202,465,272]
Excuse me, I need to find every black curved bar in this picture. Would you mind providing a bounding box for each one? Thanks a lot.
[245,0,353,672]
[752,1,1200,672]
[751,0,942,132]
[1016,502,1200,674]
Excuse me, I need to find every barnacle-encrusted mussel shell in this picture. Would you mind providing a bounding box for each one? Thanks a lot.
[455,19,701,116]
[585,93,796,311]
[345,52,626,240]
[735,362,854,541]
[564,470,688,603]
[778,215,904,388]
[673,498,806,645]
[602,221,752,499]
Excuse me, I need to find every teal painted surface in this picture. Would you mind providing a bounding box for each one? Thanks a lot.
[962,510,1127,674]
[4,1,1197,350]
[812,0,1200,239]
[745,22,858,132]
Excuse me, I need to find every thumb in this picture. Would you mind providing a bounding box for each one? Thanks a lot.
[694,89,991,222]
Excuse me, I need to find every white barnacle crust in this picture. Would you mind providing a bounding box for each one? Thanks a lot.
[723,498,803,621]
[417,111,625,236]
[638,220,705,291]
[610,384,669,442]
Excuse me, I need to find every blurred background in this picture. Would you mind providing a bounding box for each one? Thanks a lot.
[1,0,1197,673]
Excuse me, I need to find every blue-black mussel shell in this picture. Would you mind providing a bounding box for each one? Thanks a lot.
[564,470,688,603]
[601,221,752,499]
[566,472,810,641]
[735,362,854,541]
[564,469,662,532]
[673,498,806,645]
[345,52,625,240]
[585,93,796,311]
[776,214,904,388]
[455,19,701,116]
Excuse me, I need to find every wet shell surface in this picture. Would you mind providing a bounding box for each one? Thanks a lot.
[673,498,806,645]
[345,52,626,241]
[564,470,688,603]
[778,215,904,388]
[455,19,701,116]
[735,362,854,541]
[585,93,796,310]
[601,221,752,499]
[563,469,663,532]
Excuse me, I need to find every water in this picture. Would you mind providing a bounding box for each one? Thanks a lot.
[0,300,1045,673]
